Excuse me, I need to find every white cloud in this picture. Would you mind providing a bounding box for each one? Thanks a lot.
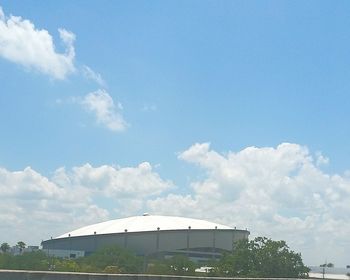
[2,142,350,265]
[147,143,350,266]
[0,161,172,245]
[0,166,93,243]
[316,151,329,166]
[81,89,127,132]
[82,65,106,87]
[57,162,172,198]
[0,6,75,79]
[0,7,4,21]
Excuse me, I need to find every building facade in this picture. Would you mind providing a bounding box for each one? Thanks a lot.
[41,214,249,263]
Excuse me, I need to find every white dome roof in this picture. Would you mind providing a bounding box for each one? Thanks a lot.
[57,214,233,238]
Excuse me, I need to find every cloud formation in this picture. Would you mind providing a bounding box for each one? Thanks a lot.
[1,142,349,265]
[81,89,127,132]
[82,65,106,87]
[147,143,350,266]
[0,6,75,79]
[0,6,128,131]
[0,162,172,244]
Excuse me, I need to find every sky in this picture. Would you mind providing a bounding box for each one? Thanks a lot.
[0,0,350,267]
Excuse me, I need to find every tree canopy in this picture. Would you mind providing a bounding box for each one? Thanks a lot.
[0,243,10,253]
[216,236,309,278]
[80,245,143,273]
[0,237,308,277]
[147,255,196,275]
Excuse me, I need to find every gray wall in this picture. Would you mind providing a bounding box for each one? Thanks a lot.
[0,270,300,280]
[42,229,249,257]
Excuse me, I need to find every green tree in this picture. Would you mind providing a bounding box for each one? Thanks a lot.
[147,260,170,275]
[55,259,80,272]
[81,245,142,273]
[166,255,196,275]
[0,243,10,253]
[16,241,26,253]
[147,255,196,275]
[217,236,309,278]
[0,251,49,270]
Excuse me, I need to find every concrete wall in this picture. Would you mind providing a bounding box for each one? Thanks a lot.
[0,270,300,280]
[42,229,249,259]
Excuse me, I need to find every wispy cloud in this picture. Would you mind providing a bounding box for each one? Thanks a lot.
[0,6,75,79]
[82,65,106,87]
[81,89,127,132]
[142,103,157,112]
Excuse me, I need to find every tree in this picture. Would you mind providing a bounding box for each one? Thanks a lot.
[167,255,196,275]
[147,255,196,275]
[81,245,142,273]
[0,251,49,270]
[16,241,26,253]
[320,262,334,278]
[217,236,309,278]
[0,243,10,253]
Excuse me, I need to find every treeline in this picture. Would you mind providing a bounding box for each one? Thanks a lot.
[0,237,310,277]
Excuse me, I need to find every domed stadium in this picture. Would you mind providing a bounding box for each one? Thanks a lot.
[41,214,249,263]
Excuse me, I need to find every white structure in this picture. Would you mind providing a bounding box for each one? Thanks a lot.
[42,214,249,262]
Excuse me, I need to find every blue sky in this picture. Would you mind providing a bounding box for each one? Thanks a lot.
[1,1,350,266]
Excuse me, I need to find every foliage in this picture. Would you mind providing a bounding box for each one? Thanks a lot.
[166,255,196,275]
[0,246,142,274]
[16,241,26,253]
[103,266,123,273]
[0,237,309,278]
[147,260,170,275]
[216,236,309,278]
[147,255,196,275]
[320,262,334,278]
[0,251,48,270]
[54,259,80,272]
[0,243,10,253]
[80,245,143,273]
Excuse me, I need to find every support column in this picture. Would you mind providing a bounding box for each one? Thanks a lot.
[124,229,128,248]
[68,234,71,258]
[94,231,97,252]
[187,226,191,256]
[156,227,160,258]
[232,228,236,253]
[212,226,217,260]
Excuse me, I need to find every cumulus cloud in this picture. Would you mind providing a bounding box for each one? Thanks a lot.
[148,143,350,266]
[0,6,75,79]
[0,7,130,130]
[2,142,350,265]
[0,166,94,243]
[55,162,172,198]
[81,89,127,132]
[0,162,172,245]
[0,7,4,21]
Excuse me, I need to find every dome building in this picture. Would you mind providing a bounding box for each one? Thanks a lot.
[41,214,249,263]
